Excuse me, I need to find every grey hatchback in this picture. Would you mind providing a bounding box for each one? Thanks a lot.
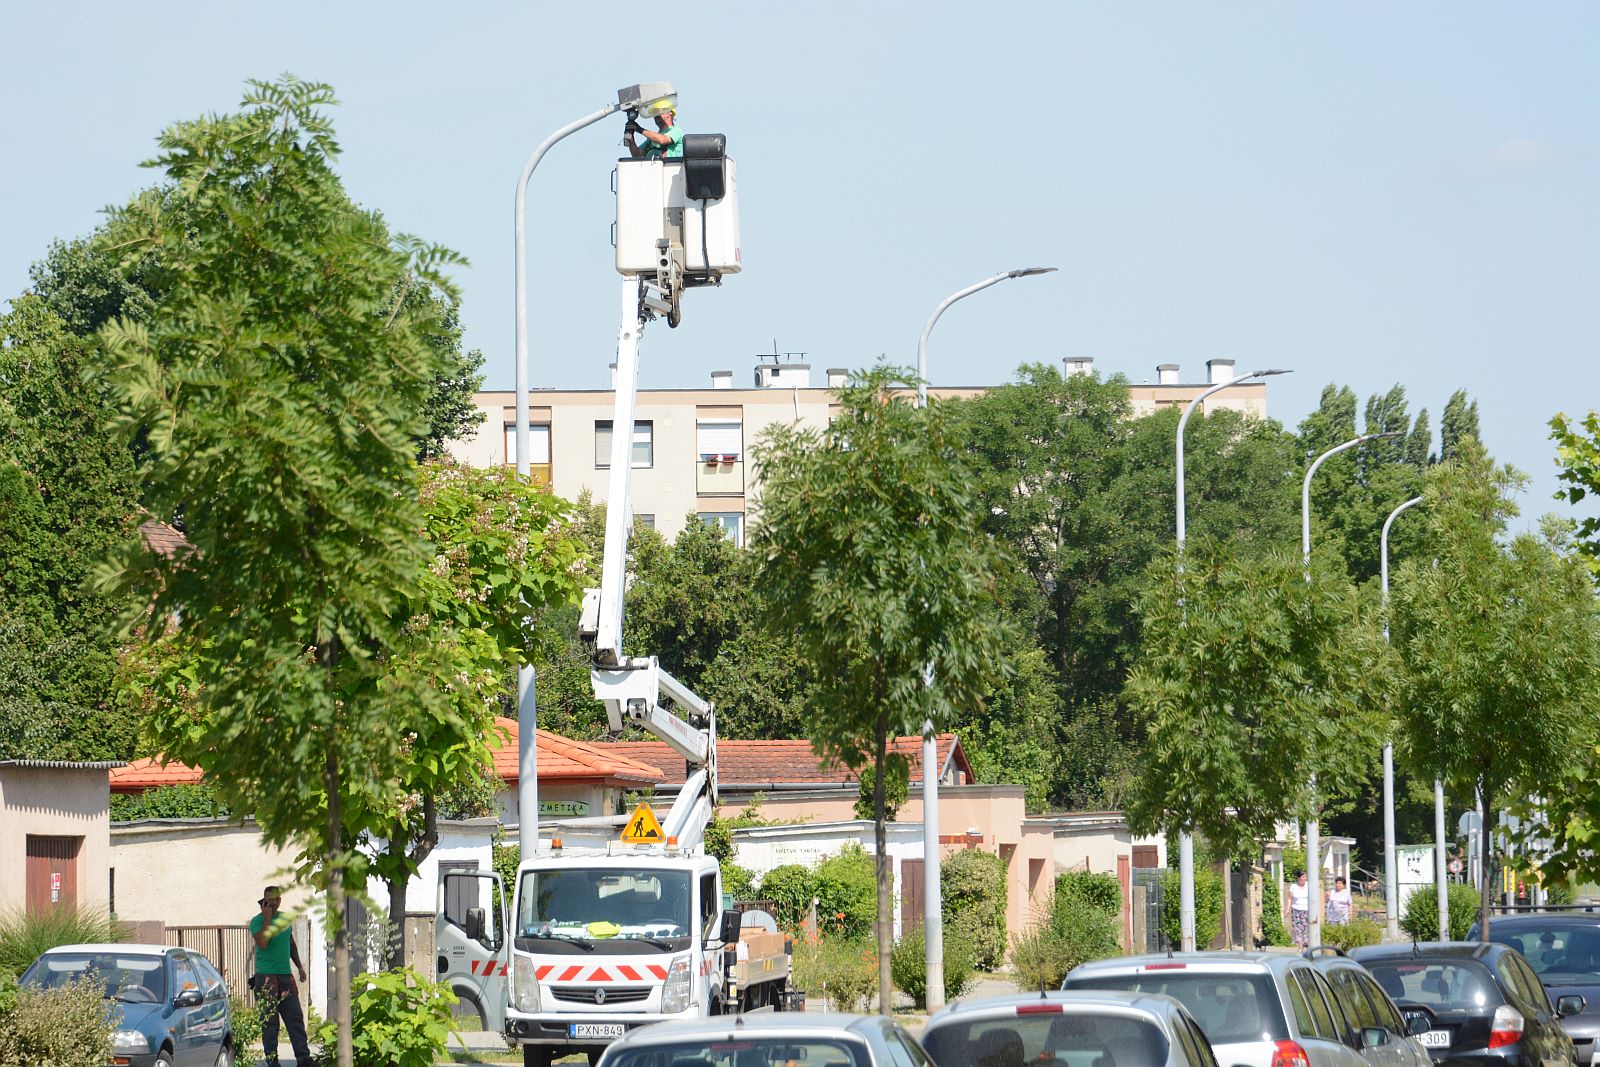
[595,1012,932,1067]
[922,989,1223,1067]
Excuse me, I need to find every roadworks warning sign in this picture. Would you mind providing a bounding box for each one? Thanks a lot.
[621,802,666,844]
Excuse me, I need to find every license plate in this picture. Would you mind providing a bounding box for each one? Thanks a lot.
[571,1024,625,1040]
[1416,1030,1451,1049]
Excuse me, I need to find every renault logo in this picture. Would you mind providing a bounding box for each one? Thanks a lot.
[594,988,607,1005]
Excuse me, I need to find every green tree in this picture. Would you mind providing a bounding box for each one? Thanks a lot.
[1551,410,1600,580]
[97,76,467,1065]
[1439,390,1481,462]
[1389,440,1600,938]
[1123,542,1388,861]
[0,296,142,760]
[750,365,1012,1011]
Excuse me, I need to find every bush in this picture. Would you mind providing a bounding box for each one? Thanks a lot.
[230,992,265,1058]
[1261,876,1291,947]
[815,846,877,940]
[1281,845,1307,879]
[889,924,975,1007]
[109,783,229,821]
[0,907,121,978]
[760,865,816,930]
[1545,879,1577,906]
[317,968,456,1067]
[1400,883,1479,941]
[943,848,1008,970]
[1158,866,1224,949]
[790,935,878,1012]
[1057,870,1121,916]
[0,973,113,1066]
[721,860,757,903]
[492,843,519,890]
[1322,918,1383,950]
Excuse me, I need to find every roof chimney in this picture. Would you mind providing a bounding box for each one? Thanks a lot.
[1157,363,1180,386]
[826,368,848,388]
[1064,356,1094,378]
[609,362,618,388]
[710,370,733,390]
[1207,358,1237,385]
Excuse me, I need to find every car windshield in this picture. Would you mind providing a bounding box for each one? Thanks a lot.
[1065,972,1287,1045]
[21,952,166,1003]
[609,1039,868,1067]
[1492,925,1600,983]
[925,1012,1171,1067]
[1362,960,1496,1010]
[517,868,691,947]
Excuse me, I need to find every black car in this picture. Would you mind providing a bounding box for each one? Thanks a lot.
[1469,913,1600,1065]
[1349,943,1579,1067]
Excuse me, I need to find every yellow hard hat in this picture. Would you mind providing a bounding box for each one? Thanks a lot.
[652,99,674,113]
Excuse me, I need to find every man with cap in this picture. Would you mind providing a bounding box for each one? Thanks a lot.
[249,886,312,1066]
[626,100,684,160]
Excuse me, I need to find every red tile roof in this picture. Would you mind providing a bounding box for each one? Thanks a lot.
[138,520,190,560]
[111,719,664,793]
[599,734,970,789]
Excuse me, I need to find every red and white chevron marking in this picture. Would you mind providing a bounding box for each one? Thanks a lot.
[532,963,670,983]
[469,960,510,976]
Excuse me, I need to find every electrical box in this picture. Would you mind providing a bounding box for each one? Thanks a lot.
[615,157,741,277]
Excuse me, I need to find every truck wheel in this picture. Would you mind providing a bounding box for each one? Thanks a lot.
[524,1047,552,1067]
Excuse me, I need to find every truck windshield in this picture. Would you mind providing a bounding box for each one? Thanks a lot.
[517,868,692,949]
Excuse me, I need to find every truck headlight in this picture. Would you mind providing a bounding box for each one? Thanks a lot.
[514,954,541,1013]
[112,1030,151,1055]
[662,955,692,1014]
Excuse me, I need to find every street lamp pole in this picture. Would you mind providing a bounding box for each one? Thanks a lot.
[512,99,628,857]
[1174,368,1290,951]
[1381,496,1423,942]
[915,265,1054,1010]
[1301,432,1399,949]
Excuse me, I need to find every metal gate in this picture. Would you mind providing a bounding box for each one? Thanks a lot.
[1133,869,1167,953]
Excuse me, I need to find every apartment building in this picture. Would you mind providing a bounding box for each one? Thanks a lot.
[446,356,1270,543]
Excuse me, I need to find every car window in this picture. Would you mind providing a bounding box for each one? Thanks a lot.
[1066,972,1288,1044]
[1354,971,1405,1033]
[172,954,200,1002]
[610,1038,868,1067]
[923,1013,1170,1067]
[192,955,227,1000]
[1172,1013,1205,1067]
[891,1030,933,1067]
[1494,923,1600,983]
[1326,968,1380,1034]
[1291,969,1339,1042]
[1284,972,1316,1036]
[1359,960,1498,1010]
[1502,955,1551,1015]
[883,1029,920,1067]
[1181,1014,1221,1067]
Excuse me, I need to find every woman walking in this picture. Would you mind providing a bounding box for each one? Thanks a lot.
[1288,870,1310,947]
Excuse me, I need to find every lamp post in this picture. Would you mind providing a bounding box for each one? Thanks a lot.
[914,265,1054,1011]
[1174,367,1290,951]
[1301,432,1399,949]
[1381,496,1423,941]
[915,268,1056,407]
[514,84,673,856]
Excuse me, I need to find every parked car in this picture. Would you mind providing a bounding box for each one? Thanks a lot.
[1467,913,1600,1065]
[1349,942,1579,1067]
[1063,951,1429,1067]
[594,1012,930,1067]
[1310,950,1436,1067]
[922,989,1223,1067]
[18,942,235,1067]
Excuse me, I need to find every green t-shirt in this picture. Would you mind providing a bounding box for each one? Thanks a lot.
[249,912,293,975]
[645,124,684,160]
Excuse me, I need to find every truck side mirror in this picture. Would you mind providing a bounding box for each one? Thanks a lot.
[720,909,742,945]
[464,906,485,943]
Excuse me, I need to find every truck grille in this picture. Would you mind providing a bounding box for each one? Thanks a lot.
[551,986,651,1005]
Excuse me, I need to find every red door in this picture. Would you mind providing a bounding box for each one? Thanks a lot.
[26,835,81,913]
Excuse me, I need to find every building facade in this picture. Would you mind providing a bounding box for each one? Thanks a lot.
[447,357,1270,543]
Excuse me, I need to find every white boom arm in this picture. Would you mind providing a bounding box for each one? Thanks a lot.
[578,276,718,851]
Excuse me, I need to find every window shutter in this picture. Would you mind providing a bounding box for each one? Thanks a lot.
[696,420,742,458]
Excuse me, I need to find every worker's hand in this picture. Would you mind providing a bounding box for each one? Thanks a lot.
[296,964,307,983]
[624,120,642,135]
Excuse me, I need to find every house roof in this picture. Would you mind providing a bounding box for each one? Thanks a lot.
[138,520,189,559]
[0,760,126,770]
[111,720,664,794]
[599,734,971,790]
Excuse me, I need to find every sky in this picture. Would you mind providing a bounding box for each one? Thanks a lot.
[3,2,1597,526]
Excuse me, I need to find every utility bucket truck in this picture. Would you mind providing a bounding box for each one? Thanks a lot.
[434,94,789,1067]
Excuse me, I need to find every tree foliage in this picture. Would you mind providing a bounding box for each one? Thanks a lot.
[750,365,1012,1009]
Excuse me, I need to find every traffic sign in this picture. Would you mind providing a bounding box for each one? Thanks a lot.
[622,802,665,844]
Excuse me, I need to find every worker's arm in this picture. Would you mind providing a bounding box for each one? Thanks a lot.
[636,127,673,147]
[290,935,307,982]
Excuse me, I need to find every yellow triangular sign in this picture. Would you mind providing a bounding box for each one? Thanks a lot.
[621,802,665,844]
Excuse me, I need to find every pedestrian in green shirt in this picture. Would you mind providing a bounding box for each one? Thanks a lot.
[626,100,684,160]
[249,886,312,1067]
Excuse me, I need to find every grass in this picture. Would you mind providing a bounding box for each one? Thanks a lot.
[0,906,122,977]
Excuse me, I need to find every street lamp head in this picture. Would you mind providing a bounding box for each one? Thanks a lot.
[1370,431,1403,441]
[1007,266,1057,279]
[617,82,677,113]
[1250,368,1292,378]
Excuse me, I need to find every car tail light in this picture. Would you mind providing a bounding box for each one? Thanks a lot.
[1272,1040,1311,1067]
[1489,1005,1525,1048]
[1144,963,1188,970]
[1017,1003,1063,1015]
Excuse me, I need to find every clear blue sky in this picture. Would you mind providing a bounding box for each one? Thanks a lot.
[4,2,1596,525]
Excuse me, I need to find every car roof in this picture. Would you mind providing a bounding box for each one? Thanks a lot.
[1480,913,1600,928]
[1349,942,1505,962]
[931,990,1185,1027]
[606,1012,888,1047]
[1070,951,1300,976]
[39,943,178,956]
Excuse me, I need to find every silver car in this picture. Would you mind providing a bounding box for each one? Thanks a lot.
[1065,952,1431,1067]
[922,989,1223,1067]
[595,1012,932,1067]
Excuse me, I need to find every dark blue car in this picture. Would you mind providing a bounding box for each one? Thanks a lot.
[20,942,235,1066]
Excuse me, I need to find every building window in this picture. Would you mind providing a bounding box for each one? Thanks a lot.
[634,514,655,531]
[695,419,742,463]
[595,420,653,469]
[700,512,743,547]
[502,424,551,467]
